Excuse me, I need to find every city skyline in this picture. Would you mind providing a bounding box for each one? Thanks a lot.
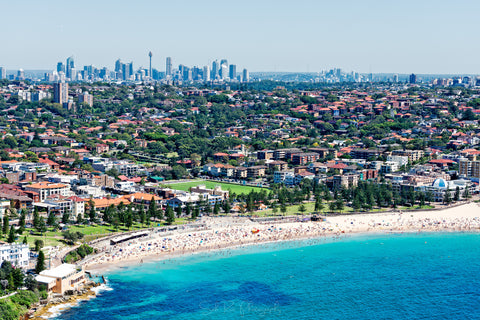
[1,0,480,74]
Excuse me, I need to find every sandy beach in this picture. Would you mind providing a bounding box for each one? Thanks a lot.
[84,202,480,273]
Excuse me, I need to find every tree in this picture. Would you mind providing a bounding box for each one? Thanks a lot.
[298,204,306,214]
[125,212,133,230]
[62,230,84,245]
[62,211,70,224]
[185,203,192,218]
[175,206,182,218]
[36,218,47,235]
[7,228,15,243]
[222,200,231,214]
[47,211,56,226]
[139,205,146,226]
[22,236,28,245]
[34,239,44,252]
[12,268,24,289]
[193,207,200,219]
[329,201,336,213]
[444,188,452,204]
[18,210,26,234]
[335,199,344,212]
[76,213,84,225]
[2,215,9,235]
[454,187,460,202]
[280,204,287,215]
[213,202,220,215]
[148,197,158,221]
[35,251,46,274]
[33,207,40,229]
[463,187,471,199]
[166,205,175,225]
[88,200,97,223]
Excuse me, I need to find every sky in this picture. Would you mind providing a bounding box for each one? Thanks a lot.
[1,0,479,74]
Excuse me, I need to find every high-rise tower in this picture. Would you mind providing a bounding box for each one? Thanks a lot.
[166,57,172,76]
[149,51,152,79]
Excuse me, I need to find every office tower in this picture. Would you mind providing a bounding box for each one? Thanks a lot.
[220,64,228,80]
[53,82,69,104]
[229,64,236,80]
[78,91,93,106]
[115,59,122,73]
[409,73,417,84]
[57,62,65,74]
[0,67,5,79]
[203,65,210,82]
[66,56,75,79]
[149,51,152,78]
[243,69,249,82]
[166,57,172,76]
[121,62,133,80]
[212,60,219,79]
[393,74,399,83]
[17,69,25,80]
[220,59,228,68]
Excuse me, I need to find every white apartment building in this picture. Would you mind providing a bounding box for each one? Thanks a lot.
[0,243,30,268]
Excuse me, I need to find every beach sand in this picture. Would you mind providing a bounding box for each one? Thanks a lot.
[84,202,480,273]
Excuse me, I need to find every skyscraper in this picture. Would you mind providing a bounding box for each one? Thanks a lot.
[148,51,152,79]
[229,64,236,80]
[203,65,210,82]
[220,65,228,80]
[409,73,417,84]
[212,60,219,79]
[393,74,399,83]
[0,67,5,79]
[166,57,172,76]
[66,56,75,79]
[17,69,25,80]
[242,69,249,82]
[53,82,69,104]
[57,62,65,74]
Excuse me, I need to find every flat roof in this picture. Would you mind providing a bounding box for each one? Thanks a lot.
[35,275,56,284]
[40,263,78,278]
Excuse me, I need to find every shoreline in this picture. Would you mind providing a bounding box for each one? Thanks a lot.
[84,201,480,274]
[36,201,480,319]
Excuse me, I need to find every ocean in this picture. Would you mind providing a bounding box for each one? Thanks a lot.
[55,233,480,319]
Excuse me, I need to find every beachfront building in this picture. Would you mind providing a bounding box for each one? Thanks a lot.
[0,243,30,268]
[423,178,475,202]
[36,263,86,294]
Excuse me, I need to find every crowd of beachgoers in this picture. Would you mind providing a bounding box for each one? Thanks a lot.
[84,202,480,271]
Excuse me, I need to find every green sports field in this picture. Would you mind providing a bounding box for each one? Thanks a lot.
[166,180,267,195]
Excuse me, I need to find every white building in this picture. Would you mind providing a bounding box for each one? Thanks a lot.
[387,155,409,167]
[380,161,400,174]
[0,243,30,268]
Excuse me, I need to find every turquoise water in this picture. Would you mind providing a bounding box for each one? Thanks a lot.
[57,233,480,319]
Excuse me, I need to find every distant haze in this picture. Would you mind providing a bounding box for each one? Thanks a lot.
[1,0,479,74]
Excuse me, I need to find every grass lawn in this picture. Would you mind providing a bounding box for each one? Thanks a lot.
[166,180,268,195]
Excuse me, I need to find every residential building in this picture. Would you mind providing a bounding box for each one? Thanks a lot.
[291,153,320,165]
[78,91,93,106]
[0,243,30,268]
[391,150,424,163]
[332,174,359,189]
[53,82,68,104]
[24,182,71,201]
[459,160,480,179]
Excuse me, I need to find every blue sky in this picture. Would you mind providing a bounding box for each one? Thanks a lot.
[1,0,479,73]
